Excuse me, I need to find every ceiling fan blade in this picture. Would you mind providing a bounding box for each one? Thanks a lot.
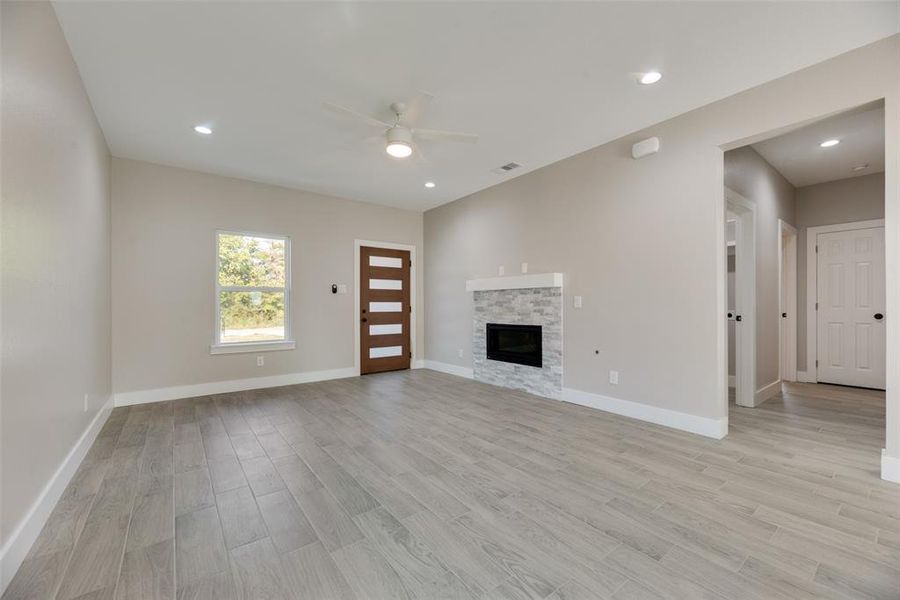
[322,102,391,129]
[403,91,434,125]
[414,128,479,143]
[412,140,429,164]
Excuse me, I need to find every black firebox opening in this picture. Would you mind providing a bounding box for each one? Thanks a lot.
[486,323,542,368]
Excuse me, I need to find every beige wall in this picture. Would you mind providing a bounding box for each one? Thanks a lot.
[797,172,886,372]
[724,146,797,392]
[111,158,424,395]
[1,0,111,553]
[424,36,899,433]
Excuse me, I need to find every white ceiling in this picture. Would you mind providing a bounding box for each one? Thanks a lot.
[752,104,885,188]
[52,1,899,211]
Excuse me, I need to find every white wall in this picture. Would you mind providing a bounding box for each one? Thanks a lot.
[724,146,797,392]
[424,34,899,449]
[796,172,885,372]
[1,0,111,582]
[111,158,424,399]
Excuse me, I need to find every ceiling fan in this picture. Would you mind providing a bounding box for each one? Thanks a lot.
[322,92,478,159]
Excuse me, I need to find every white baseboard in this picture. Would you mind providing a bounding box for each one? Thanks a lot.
[728,375,736,388]
[0,395,114,594]
[411,359,425,369]
[422,360,474,379]
[114,367,357,407]
[882,450,900,484]
[755,379,782,406]
[561,387,727,439]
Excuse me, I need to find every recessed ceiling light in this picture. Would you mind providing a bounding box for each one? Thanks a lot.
[193,125,213,135]
[424,182,436,189]
[820,139,840,148]
[852,164,869,172]
[639,71,662,85]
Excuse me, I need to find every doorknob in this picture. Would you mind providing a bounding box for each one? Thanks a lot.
[874,313,884,321]
[361,318,368,323]
[735,315,742,322]
[782,312,787,318]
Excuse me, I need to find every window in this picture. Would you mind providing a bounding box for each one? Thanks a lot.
[211,231,294,354]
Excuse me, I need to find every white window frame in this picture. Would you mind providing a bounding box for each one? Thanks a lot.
[210,229,295,355]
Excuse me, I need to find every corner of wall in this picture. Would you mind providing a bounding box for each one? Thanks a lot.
[0,396,114,594]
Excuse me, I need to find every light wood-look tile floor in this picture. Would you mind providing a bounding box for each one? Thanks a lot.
[5,370,900,599]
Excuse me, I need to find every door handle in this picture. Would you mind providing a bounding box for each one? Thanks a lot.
[735,315,742,322]
[874,313,884,321]
[361,318,368,323]
[782,312,787,318]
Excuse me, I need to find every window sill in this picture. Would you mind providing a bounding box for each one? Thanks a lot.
[210,340,296,355]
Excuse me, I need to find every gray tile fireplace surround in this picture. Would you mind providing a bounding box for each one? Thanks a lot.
[473,287,563,399]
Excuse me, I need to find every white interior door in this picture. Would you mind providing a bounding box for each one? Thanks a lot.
[816,227,885,389]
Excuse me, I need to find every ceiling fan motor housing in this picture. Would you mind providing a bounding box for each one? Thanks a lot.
[386,126,413,145]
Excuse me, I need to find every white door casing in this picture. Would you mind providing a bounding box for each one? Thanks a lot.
[816,227,885,389]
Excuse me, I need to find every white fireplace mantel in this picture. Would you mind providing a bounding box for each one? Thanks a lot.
[465,272,563,292]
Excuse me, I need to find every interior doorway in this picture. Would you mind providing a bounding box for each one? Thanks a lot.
[808,221,886,389]
[779,220,798,382]
[726,187,756,408]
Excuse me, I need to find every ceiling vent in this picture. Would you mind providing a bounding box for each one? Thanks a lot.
[492,162,522,175]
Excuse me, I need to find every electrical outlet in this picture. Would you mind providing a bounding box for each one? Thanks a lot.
[609,370,619,385]
[573,295,583,308]
[521,262,528,274]
[257,355,264,367]
[458,349,464,359]
[83,393,89,412]
[498,265,505,276]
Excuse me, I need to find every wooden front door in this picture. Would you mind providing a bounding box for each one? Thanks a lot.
[360,246,411,374]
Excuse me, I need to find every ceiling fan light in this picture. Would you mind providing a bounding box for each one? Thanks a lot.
[385,126,414,158]
[386,141,412,158]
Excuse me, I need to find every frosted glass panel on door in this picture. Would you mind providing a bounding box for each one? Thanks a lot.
[369,302,402,312]
[370,256,403,268]
[369,345,402,358]
[369,278,402,290]
[370,324,402,335]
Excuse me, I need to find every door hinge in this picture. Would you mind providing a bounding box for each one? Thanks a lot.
[409,259,412,267]
[815,302,818,310]
[816,359,819,367]
[409,305,412,313]
[815,245,818,253]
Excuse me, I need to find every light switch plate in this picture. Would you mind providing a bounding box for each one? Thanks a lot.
[574,295,583,308]
[337,284,348,294]
[257,356,264,367]
[521,262,528,273]
[609,370,619,385]
[498,266,505,276]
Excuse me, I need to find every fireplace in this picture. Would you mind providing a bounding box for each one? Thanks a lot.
[486,323,542,368]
